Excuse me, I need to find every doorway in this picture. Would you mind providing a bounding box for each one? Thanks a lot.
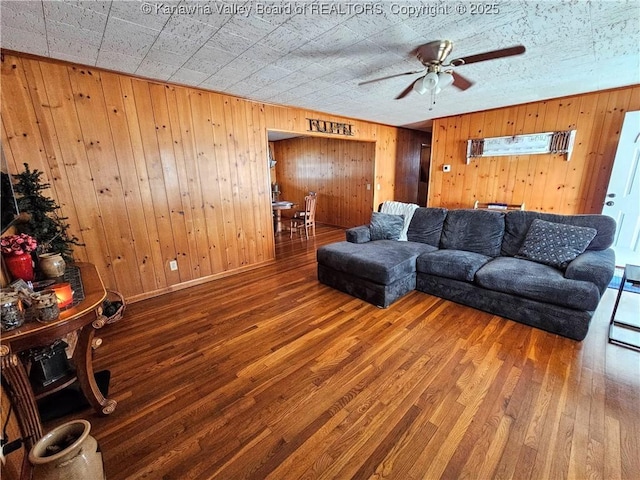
[268,131,375,229]
[602,110,640,267]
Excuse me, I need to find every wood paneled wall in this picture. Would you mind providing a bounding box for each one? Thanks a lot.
[1,52,425,301]
[429,86,640,213]
[272,137,375,228]
[1,55,275,300]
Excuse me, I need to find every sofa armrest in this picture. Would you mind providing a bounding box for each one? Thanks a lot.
[346,225,371,243]
[565,248,615,295]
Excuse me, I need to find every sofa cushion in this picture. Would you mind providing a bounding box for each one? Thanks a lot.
[516,219,597,269]
[380,201,419,241]
[317,240,436,285]
[369,212,404,241]
[565,249,615,294]
[475,257,601,310]
[346,225,371,243]
[406,207,448,246]
[440,209,505,257]
[502,211,616,257]
[416,250,492,282]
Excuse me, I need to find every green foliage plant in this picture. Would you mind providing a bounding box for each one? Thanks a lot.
[12,163,83,261]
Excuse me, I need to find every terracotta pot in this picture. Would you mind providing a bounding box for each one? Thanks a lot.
[39,253,67,278]
[29,420,105,480]
[3,252,35,282]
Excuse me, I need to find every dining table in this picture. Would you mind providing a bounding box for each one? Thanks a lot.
[272,201,296,233]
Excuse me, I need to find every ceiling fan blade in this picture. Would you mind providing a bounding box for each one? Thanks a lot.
[450,45,525,66]
[358,69,425,86]
[395,81,416,100]
[451,71,474,91]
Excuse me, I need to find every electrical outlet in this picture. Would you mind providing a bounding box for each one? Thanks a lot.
[169,260,178,271]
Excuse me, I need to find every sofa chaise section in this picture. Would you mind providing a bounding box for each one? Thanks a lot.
[317,206,616,341]
[317,240,437,308]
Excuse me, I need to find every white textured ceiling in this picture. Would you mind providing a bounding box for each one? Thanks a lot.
[1,0,639,129]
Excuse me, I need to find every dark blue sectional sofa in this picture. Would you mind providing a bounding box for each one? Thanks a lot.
[317,207,616,341]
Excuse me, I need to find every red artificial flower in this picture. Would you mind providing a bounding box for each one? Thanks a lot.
[0,233,38,256]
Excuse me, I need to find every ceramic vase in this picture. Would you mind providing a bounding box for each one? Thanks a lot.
[39,252,67,278]
[28,420,105,480]
[3,252,35,282]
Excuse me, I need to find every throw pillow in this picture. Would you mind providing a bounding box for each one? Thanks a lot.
[369,212,404,241]
[516,219,597,269]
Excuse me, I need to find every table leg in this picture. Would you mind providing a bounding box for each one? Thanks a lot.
[1,353,43,449]
[274,209,283,233]
[608,269,627,342]
[73,320,117,416]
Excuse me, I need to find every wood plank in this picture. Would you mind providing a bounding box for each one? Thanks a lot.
[37,63,116,286]
[118,77,167,291]
[165,85,200,278]
[129,79,179,286]
[20,58,87,261]
[101,72,150,294]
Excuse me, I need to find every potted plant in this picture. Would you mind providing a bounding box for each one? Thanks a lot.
[0,232,38,281]
[11,164,83,276]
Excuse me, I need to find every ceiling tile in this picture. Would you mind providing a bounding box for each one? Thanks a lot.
[0,25,48,56]
[46,19,104,47]
[182,44,236,74]
[109,0,171,31]
[258,25,310,54]
[279,10,345,40]
[206,25,256,56]
[151,31,203,57]
[42,1,108,32]
[161,14,220,44]
[135,58,180,80]
[1,2,46,34]
[200,63,247,90]
[96,49,142,73]
[145,47,189,67]
[224,13,280,40]
[100,15,159,56]
[169,67,211,85]
[48,35,99,60]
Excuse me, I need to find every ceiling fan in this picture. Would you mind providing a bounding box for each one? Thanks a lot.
[359,40,526,105]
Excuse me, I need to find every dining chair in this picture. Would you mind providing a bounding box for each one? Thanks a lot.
[290,193,317,239]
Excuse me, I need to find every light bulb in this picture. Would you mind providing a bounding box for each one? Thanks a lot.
[423,72,439,91]
[437,72,454,90]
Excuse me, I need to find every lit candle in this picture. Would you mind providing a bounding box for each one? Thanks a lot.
[51,282,73,308]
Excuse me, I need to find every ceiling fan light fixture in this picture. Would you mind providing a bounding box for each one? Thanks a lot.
[437,72,454,90]
[423,71,439,91]
[413,77,428,95]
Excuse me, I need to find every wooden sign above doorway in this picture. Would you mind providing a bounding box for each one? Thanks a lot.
[307,118,354,136]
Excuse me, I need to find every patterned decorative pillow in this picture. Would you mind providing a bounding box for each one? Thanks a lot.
[369,212,404,241]
[516,219,597,269]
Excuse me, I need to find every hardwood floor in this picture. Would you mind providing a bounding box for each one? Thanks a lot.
[52,225,639,479]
